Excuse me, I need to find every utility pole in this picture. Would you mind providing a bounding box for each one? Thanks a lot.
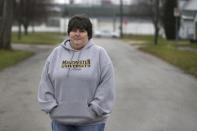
[119,0,123,38]
[174,7,180,40]
[16,0,22,40]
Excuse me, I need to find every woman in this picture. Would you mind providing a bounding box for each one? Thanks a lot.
[37,14,115,131]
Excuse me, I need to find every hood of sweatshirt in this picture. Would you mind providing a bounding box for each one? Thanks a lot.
[61,39,94,52]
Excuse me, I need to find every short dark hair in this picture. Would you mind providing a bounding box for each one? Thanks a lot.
[67,14,92,40]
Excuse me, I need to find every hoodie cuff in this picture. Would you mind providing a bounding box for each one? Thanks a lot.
[41,102,58,114]
[90,101,109,117]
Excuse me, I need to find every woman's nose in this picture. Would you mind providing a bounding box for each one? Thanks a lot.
[75,30,80,35]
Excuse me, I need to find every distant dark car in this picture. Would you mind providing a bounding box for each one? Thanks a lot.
[94,30,120,38]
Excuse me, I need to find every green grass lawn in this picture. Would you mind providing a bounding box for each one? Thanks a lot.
[123,34,156,42]
[12,32,65,45]
[0,50,34,70]
[123,35,197,77]
[1,32,65,71]
[174,40,197,49]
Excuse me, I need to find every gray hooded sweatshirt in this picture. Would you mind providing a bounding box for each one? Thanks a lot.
[37,39,115,125]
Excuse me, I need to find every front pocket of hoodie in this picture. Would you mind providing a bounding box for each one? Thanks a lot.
[50,101,96,124]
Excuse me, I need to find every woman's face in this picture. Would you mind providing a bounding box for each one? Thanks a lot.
[69,28,89,50]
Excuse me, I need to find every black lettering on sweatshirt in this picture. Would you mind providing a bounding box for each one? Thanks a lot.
[61,59,91,68]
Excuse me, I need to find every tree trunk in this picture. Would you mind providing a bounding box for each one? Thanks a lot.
[162,0,177,40]
[154,24,159,45]
[153,0,159,45]
[23,23,28,35]
[0,0,13,49]
[31,22,35,33]
[18,22,22,40]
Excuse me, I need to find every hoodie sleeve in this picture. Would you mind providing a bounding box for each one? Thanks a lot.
[37,58,58,113]
[90,47,115,117]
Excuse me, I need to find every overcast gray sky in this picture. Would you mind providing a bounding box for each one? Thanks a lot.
[55,0,134,5]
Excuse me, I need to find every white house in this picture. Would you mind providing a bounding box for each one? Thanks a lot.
[179,0,197,41]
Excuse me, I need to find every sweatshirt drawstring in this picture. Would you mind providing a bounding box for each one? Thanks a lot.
[66,51,75,77]
[75,51,82,70]
[66,50,83,77]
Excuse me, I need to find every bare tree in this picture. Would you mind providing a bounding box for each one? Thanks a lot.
[0,0,14,49]
[150,0,179,42]
[151,0,160,45]
[129,0,159,44]
[15,0,52,35]
[0,0,3,30]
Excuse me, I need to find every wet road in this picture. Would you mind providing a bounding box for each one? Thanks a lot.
[0,39,197,131]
